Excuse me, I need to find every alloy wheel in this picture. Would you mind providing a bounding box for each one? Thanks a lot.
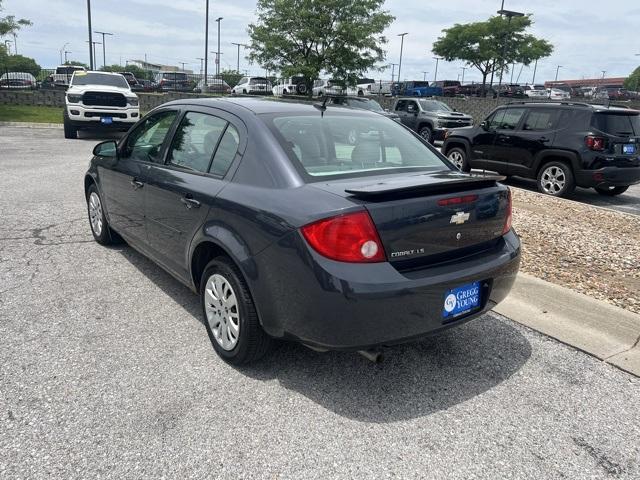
[448,151,464,170]
[540,166,566,195]
[88,192,103,236]
[204,274,240,351]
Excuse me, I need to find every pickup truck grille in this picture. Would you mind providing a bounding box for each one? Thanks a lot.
[440,119,472,128]
[82,91,126,107]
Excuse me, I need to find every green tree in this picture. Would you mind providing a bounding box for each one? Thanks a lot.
[100,63,152,80]
[624,66,640,92]
[220,69,242,88]
[0,0,32,47]
[248,0,394,92]
[433,14,553,94]
[64,60,89,68]
[0,47,40,76]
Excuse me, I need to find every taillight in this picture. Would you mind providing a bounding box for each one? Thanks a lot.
[585,135,605,151]
[301,211,386,263]
[502,189,513,235]
[437,194,478,207]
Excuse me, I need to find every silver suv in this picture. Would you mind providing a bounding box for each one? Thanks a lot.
[392,98,473,143]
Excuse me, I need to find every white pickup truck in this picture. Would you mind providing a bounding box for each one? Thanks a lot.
[47,65,86,89]
[63,71,140,139]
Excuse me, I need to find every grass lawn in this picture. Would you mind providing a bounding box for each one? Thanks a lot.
[0,105,63,124]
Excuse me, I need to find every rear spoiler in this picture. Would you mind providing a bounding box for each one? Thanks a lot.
[345,172,505,198]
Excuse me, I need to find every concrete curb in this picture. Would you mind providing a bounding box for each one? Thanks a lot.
[495,273,640,377]
[0,121,62,129]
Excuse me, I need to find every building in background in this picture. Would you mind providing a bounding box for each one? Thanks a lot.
[127,59,193,73]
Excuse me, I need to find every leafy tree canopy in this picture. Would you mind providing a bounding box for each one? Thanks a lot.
[100,63,152,80]
[624,66,640,91]
[248,0,394,89]
[0,47,40,75]
[432,14,553,89]
[64,60,89,68]
[0,0,32,38]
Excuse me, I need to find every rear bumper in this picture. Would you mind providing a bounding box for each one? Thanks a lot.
[250,230,521,350]
[575,166,640,188]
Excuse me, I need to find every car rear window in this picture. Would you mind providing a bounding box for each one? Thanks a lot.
[267,113,447,179]
[163,72,188,80]
[592,113,640,136]
[250,77,268,85]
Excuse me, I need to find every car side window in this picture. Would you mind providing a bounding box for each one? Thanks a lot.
[522,109,559,131]
[167,111,227,173]
[407,101,418,112]
[124,110,178,163]
[238,77,247,85]
[209,124,240,177]
[395,100,406,112]
[496,108,525,130]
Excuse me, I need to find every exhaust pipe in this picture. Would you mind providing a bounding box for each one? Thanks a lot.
[358,349,384,363]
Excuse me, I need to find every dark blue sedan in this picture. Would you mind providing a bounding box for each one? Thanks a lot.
[84,98,520,364]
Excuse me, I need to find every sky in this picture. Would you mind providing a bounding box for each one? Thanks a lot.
[3,0,640,84]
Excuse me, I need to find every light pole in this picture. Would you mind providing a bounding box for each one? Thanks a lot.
[94,31,113,69]
[433,57,443,82]
[555,65,562,82]
[59,42,69,64]
[216,17,223,77]
[86,0,94,70]
[204,0,210,85]
[397,33,408,86]
[64,50,72,63]
[231,42,247,73]
[422,71,428,81]
[211,51,223,76]
[496,8,524,96]
[196,57,204,76]
[461,66,467,85]
[389,63,398,82]
[12,33,17,54]
[179,62,187,71]
[86,41,101,68]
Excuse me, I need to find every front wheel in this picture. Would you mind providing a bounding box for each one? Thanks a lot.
[63,111,77,139]
[594,185,629,196]
[537,162,575,197]
[201,257,272,365]
[86,184,119,245]
[447,147,470,172]
[418,126,433,143]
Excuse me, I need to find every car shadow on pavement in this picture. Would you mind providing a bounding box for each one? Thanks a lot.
[119,245,532,423]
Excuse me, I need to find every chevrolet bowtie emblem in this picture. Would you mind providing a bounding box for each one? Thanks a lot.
[450,211,470,225]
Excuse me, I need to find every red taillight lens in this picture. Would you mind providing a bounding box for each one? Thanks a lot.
[301,211,386,263]
[502,189,513,235]
[437,194,478,207]
[585,135,605,151]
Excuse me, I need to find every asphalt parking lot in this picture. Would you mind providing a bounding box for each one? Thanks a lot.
[1,126,639,479]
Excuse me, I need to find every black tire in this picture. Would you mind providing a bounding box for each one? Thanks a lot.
[63,111,77,139]
[446,147,470,173]
[537,161,575,197]
[86,184,119,245]
[594,185,629,196]
[200,257,272,365]
[296,83,307,95]
[418,125,433,143]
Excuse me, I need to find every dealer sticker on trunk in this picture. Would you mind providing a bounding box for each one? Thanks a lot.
[442,281,481,320]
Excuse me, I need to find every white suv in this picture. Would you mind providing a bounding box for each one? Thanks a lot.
[523,84,547,98]
[63,71,140,139]
[272,76,308,96]
[232,76,272,95]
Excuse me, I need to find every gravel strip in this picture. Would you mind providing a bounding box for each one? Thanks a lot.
[512,188,640,314]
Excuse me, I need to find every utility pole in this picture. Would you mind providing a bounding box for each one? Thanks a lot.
[397,33,408,85]
[86,41,101,68]
[64,51,72,63]
[179,62,187,71]
[433,57,443,82]
[496,8,524,96]
[461,66,467,85]
[204,0,210,86]
[196,57,204,76]
[94,31,113,69]
[389,63,398,83]
[216,17,223,77]
[231,42,246,73]
[86,0,94,69]
[555,65,562,82]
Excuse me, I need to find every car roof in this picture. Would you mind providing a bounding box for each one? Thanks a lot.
[162,97,382,116]
[503,101,639,114]
[81,70,126,77]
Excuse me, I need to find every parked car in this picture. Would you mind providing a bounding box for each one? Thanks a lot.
[154,71,192,92]
[458,84,497,98]
[63,71,139,139]
[84,97,520,364]
[361,80,393,96]
[606,88,631,101]
[392,81,443,97]
[272,76,307,95]
[46,65,86,89]
[232,76,272,95]
[547,88,571,101]
[433,80,462,97]
[194,78,231,94]
[118,72,140,90]
[0,72,37,89]
[137,79,154,92]
[442,102,640,197]
[392,97,473,143]
[496,84,525,98]
[312,79,344,97]
[523,84,547,98]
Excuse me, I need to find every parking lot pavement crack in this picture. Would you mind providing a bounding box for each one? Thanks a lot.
[572,437,626,476]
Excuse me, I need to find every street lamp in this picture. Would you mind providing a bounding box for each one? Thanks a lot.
[64,50,72,63]
[397,33,408,86]
[86,0,94,69]
[231,42,247,73]
[204,0,210,85]
[389,63,398,83]
[216,17,223,77]
[86,41,102,68]
[496,8,525,96]
[555,65,562,82]
[94,31,113,69]
[179,62,187,71]
[461,66,467,85]
[59,42,69,64]
[433,57,443,83]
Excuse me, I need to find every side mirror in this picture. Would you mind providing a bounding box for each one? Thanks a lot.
[480,121,489,131]
[93,140,118,158]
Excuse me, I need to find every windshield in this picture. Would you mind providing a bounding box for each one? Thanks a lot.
[349,99,384,112]
[592,113,640,136]
[162,72,187,80]
[419,100,451,112]
[268,114,446,179]
[410,81,429,88]
[71,72,129,88]
[250,77,268,85]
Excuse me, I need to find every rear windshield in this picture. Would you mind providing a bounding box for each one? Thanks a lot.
[163,72,188,80]
[71,72,129,88]
[250,77,268,85]
[410,81,429,88]
[592,113,640,136]
[267,113,447,179]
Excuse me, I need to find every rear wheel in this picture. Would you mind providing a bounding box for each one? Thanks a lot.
[537,161,575,197]
[418,126,433,143]
[201,257,272,365]
[447,147,470,172]
[595,185,629,196]
[296,83,307,95]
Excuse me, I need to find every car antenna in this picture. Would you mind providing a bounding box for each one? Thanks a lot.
[314,95,329,117]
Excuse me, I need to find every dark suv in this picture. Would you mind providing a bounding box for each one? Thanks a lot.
[442,102,640,196]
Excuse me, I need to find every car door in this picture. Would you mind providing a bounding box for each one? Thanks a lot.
[98,109,179,244]
[468,109,504,170]
[487,107,527,174]
[503,107,560,176]
[144,108,244,280]
[394,100,409,127]
[404,100,420,130]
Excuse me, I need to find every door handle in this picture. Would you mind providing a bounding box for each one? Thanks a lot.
[538,137,550,142]
[180,196,201,209]
[499,135,511,141]
[130,179,144,189]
